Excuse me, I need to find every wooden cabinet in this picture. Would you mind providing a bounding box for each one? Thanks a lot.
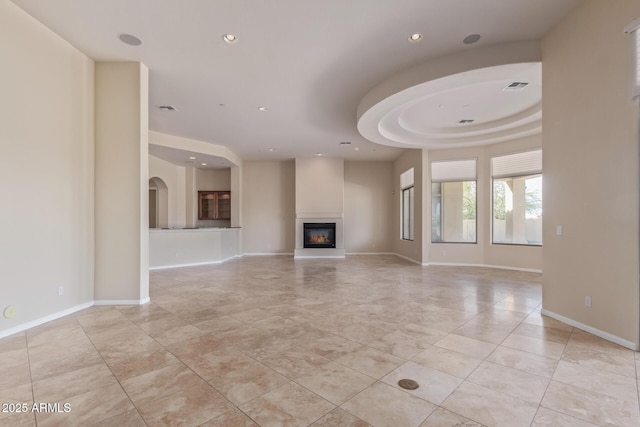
[198,191,230,220]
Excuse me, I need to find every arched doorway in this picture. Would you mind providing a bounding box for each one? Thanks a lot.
[149,177,168,228]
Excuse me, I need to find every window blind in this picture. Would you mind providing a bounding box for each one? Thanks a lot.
[625,18,640,99]
[431,159,476,182]
[491,149,542,179]
[400,167,414,189]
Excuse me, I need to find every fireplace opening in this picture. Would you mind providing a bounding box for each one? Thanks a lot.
[303,223,336,248]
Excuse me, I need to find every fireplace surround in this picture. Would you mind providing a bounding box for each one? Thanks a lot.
[303,223,336,248]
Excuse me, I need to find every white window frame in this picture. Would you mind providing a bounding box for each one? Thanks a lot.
[625,17,640,100]
[400,168,414,241]
[490,149,543,246]
[431,159,477,244]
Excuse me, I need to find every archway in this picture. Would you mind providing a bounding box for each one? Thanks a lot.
[149,177,168,228]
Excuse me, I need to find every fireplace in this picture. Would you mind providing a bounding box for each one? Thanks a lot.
[303,223,336,248]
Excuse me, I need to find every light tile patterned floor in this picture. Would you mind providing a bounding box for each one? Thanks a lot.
[1,255,639,426]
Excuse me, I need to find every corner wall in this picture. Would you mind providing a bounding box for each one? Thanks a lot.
[541,0,640,348]
[242,161,296,254]
[393,149,425,263]
[0,0,95,333]
[94,62,149,303]
[344,162,394,253]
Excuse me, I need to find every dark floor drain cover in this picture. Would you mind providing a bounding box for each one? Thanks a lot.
[398,379,419,390]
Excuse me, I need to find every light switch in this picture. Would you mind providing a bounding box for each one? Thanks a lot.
[556,225,563,236]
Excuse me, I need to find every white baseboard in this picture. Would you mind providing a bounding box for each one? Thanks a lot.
[244,252,294,256]
[149,255,242,271]
[0,301,93,340]
[149,252,542,274]
[0,297,154,339]
[294,256,346,259]
[428,261,542,273]
[393,253,424,265]
[345,252,396,256]
[541,308,638,351]
[483,264,542,273]
[94,298,150,306]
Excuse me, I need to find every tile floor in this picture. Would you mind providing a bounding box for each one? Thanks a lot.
[1,255,639,426]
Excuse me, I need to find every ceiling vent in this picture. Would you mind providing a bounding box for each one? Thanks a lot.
[458,119,474,124]
[158,105,177,111]
[339,141,352,145]
[503,82,529,91]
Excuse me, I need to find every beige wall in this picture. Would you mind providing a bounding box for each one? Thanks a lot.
[393,149,425,263]
[242,161,295,254]
[542,0,640,347]
[344,162,394,253]
[196,168,231,191]
[94,62,149,303]
[0,0,94,333]
[295,158,344,215]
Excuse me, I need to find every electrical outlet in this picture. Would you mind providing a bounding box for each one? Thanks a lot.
[58,286,64,296]
[585,295,592,307]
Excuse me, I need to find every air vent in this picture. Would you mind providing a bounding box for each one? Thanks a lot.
[458,119,474,124]
[158,105,177,111]
[503,82,529,91]
[339,141,352,145]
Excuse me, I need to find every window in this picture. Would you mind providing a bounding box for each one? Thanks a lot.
[491,150,542,245]
[625,18,640,99]
[400,168,414,240]
[431,159,477,243]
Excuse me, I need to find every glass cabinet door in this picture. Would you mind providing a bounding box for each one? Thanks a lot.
[198,191,230,220]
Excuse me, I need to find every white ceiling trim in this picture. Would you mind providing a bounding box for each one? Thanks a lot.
[357,41,542,149]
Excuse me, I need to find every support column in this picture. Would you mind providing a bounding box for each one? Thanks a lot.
[95,62,149,304]
[185,166,197,228]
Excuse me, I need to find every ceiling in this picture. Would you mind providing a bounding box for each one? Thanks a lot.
[12,0,581,165]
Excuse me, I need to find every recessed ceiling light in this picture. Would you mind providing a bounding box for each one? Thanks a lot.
[258,106,268,111]
[354,147,360,151]
[158,105,177,112]
[189,156,196,160]
[201,163,207,166]
[463,34,481,45]
[408,33,423,42]
[222,34,237,44]
[316,153,323,156]
[268,148,275,152]
[118,33,142,46]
